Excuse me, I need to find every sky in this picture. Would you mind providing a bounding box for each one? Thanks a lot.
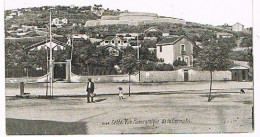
[4,0,253,27]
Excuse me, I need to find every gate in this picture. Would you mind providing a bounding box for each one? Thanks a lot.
[54,64,66,80]
[184,70,189,82]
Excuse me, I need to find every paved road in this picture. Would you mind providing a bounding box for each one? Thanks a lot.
[5,81,253,96]
[6,88,253,134]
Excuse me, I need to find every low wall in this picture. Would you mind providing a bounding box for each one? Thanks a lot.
[72,74,139,83]
[189,70,231,81]
[32,69,231,83]
[140,70,231,82]
[140,70,183,82]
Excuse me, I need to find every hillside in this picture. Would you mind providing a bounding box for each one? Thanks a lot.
[5,5,252,39]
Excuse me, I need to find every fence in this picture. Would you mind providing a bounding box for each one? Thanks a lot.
[5,68,47,78]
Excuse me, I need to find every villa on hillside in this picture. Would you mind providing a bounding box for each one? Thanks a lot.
[232,22,245,32]
[144,27,162,38]
[100,35,132,48]
[156,35,194,67]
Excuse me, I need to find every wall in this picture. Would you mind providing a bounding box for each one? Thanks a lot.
[173,38,194,66]
[85,12,186,27]
[140,70,183,82]
[156,44,174,64]
[101,16,120,20]
[72,74,139,83]
[35,70,231,83]
[189,70,231,81]
[140,70,231,82]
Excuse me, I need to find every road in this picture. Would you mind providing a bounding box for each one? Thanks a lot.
[5,83,254,134]
[5,81,253,96]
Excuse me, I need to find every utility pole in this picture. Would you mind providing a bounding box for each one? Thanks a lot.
[46,33,49,97]
[137,34,141,82]
[49,9,53,97]
[70,30,74,60]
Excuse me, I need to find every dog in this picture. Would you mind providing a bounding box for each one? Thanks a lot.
[240,89,245,94]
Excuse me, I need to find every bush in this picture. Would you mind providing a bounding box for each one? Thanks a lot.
[173,60,187,67]
[155,63,173,71]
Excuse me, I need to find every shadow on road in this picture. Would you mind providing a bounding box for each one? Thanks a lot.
[95,98,107,102]
[6,118,88,135]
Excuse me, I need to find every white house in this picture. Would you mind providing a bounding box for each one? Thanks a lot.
[52,18,60,25]
[216,32,233,38]
[5,15,13,20]
[61,18,68,24]
[100,36,130,48]
[156,35,194,67]
[232,22,245,32]
[26,39,69,51]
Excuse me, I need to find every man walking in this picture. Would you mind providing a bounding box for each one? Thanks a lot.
[86,78,95,103]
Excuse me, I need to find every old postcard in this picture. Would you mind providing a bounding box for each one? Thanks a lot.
[4,0,254,135]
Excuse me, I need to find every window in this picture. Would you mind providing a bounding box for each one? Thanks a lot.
[160,46,162,52]
[105,41,108,43]
[178,56,182,61]
[112,40,114,43]
[185,57,189,64]
[124,41,127,43]
[181,45,186,52]
[118,41,120,43]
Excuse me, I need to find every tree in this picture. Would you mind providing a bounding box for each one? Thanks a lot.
[197,38,232,102]
[119,51,139,97]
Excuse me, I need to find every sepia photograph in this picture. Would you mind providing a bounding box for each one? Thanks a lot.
[3,0,255,135]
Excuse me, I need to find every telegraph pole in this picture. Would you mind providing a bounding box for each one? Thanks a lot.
[49,9,53,96]
[46,33,49,97]
[137,34,141,82]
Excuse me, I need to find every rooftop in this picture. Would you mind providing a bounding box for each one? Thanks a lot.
[156,36,181,45]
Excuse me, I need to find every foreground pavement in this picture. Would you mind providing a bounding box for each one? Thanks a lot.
[6,88,253,135]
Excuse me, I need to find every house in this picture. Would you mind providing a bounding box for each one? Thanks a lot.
[61,18,68,24]
[5,15,13,20]
[144,27,162,38]
[230,66,249,81]
[232,22,245,32]
[22,25,38,32]
[73,34,89,40]
[25,37,70,52]
[70,5,75,9]
[52,18,68,26]
[100,36,130,48]
[246,27,252,34]
[156,35,194,67]
[101,45,122,57]
[52,18,60,25]
[216,32,233,38]
[91,6,104,16]
[217,23,232,30]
